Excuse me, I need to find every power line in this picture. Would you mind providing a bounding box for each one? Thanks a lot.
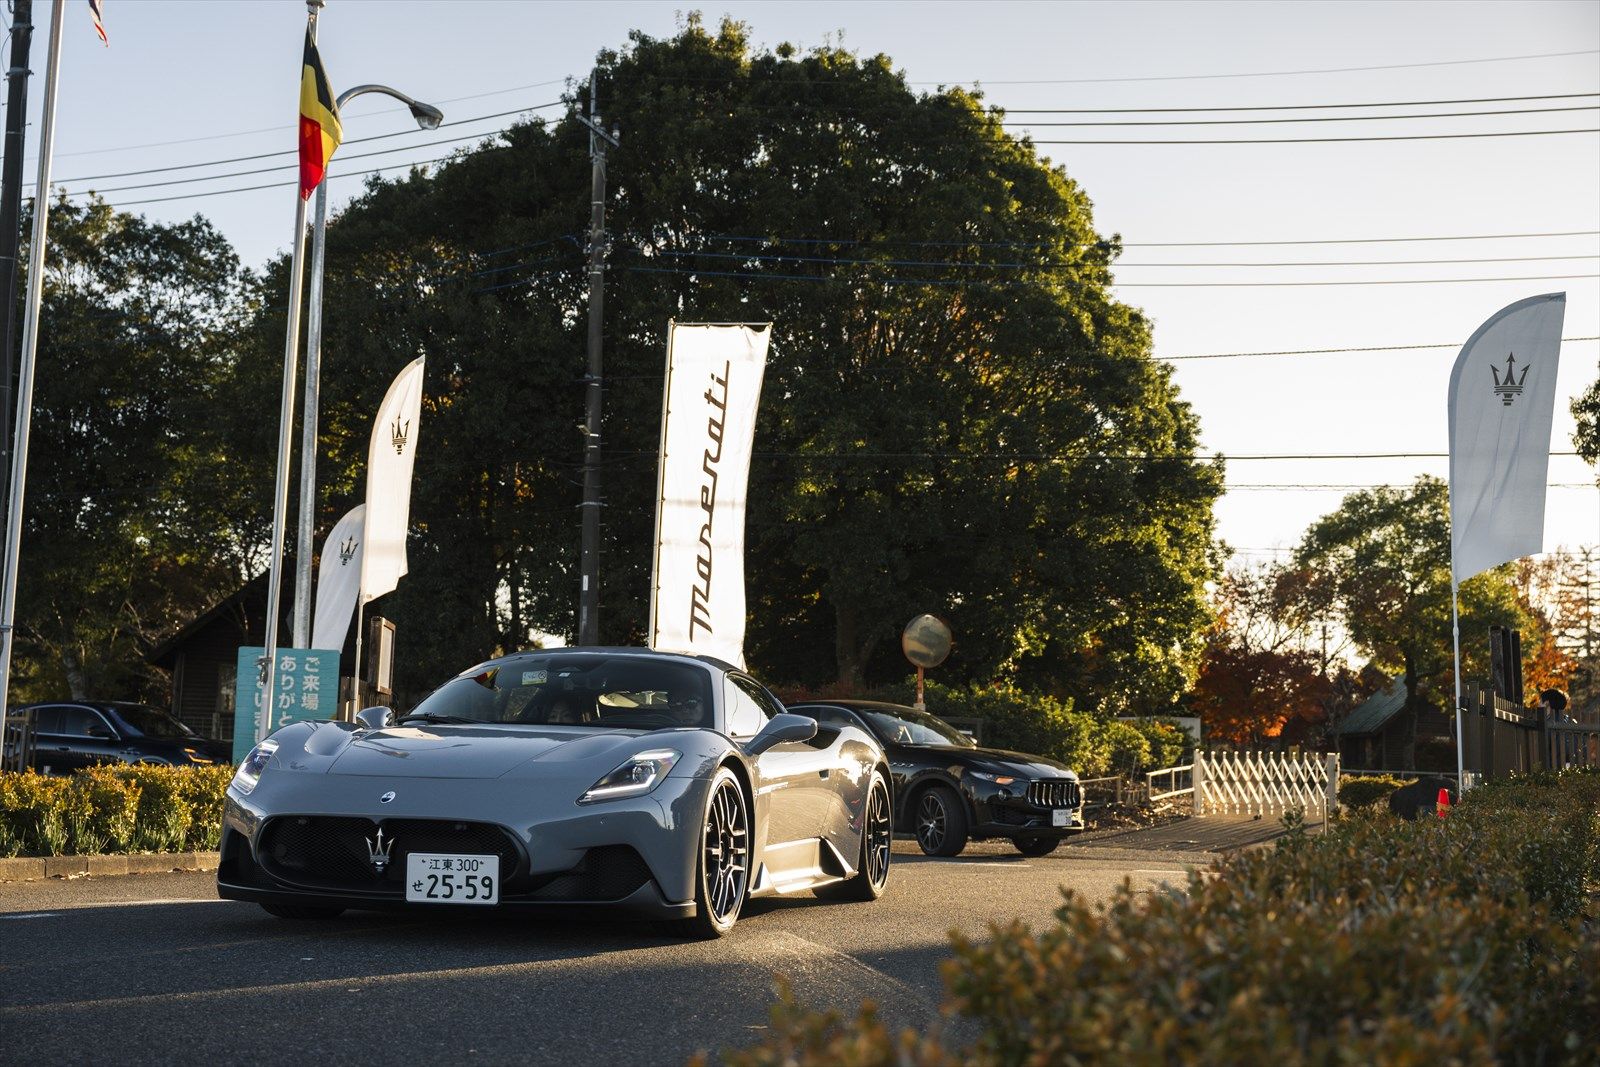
[1030,127,1598,144]
[1003,104,1599,127]
[1227,482,1599,491]
[62,128,517,197]
[622,262,1598,289]
[50,100,560,186]
[100,147,507,208]
[999,92,1600,114]
[916,48,1600,84]
[650,247,1598,271]
[699,230,1599,250]
[1166,337,1600,361]
[34,78,569,162]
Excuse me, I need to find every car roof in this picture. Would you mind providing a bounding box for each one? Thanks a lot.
[788,699,922,714]
[467,647,738,676]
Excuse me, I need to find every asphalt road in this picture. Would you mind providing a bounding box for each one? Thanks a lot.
[0,841,1197,1066]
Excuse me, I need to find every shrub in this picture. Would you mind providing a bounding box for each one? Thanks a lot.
[1336,773,1415,810]
[0,765,232,857]
[723,769,1600,1066]
[0,772,69,856]
[127,767,194,853]
[1101,719,1151,776]
[63,767,141,854]
[1125,717,1189,768]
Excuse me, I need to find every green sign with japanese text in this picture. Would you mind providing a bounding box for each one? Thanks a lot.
[232,646,340,762]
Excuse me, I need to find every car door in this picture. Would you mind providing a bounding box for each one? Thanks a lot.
[57,706,123,769]
[27,706,74,774]
[725,675,830,867]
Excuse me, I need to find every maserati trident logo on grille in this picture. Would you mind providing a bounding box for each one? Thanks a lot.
[379,790,396,804]
[366,828,395,873]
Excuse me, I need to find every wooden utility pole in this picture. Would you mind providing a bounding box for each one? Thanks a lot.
[576,70,618,646]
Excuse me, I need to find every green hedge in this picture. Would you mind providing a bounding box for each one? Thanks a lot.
[724,769,1600,1065]
[857,679,1191,776]
[0,765,233,857]
[1336,773,1417,810]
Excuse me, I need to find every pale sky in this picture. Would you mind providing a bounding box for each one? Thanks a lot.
[19,0,1600,563]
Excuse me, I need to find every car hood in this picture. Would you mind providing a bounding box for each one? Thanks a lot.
[917,744,1076,779]
[278,720,664,780]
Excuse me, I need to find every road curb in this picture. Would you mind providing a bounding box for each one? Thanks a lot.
[1057,844,1218,865]
[0,850,219,882]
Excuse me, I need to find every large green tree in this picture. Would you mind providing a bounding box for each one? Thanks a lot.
[1293,476,1535,766]
[11,197,264,700]
[288,18,1219,709]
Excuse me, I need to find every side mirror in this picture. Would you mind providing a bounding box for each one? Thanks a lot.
[355,706,394,731]
[86,725,114,740]
[744,713,818,757]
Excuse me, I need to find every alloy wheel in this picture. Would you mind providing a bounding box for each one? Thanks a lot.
[916,791,946,853]
[703,778,749,924]
[865,781,892,887]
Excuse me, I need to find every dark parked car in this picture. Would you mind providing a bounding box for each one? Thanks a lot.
[10,702,229,774]
[788,699,1084,857]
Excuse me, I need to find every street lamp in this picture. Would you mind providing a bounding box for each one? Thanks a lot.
[291,85,443,660]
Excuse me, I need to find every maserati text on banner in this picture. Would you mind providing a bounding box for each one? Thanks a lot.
[650,323,771,668]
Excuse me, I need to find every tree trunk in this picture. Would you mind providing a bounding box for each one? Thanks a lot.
[62,647,90,700]
[834,600,864,691]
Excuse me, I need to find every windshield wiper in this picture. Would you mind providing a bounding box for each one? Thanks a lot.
[396,713,480,725]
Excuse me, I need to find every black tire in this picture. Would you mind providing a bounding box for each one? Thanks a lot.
[914,784,969,857]
[1014,836,1061,858]
[816,772,892,901]
[675,767,750,939]
[261,902,344,921]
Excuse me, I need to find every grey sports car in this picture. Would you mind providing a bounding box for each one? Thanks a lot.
[217,648,892,936]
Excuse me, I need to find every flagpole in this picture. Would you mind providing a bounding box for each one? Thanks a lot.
[259,3,322,745]
[0,0,64,752]
[352,597,365,714]
[1451,573,1465,796]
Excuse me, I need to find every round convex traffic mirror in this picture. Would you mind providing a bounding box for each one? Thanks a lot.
[901,614,953,669]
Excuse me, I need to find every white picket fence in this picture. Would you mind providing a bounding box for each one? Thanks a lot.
[1146,751,1341,818]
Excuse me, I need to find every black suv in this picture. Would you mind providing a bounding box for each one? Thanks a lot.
[9,702,229,774]
[788,699,1084,857]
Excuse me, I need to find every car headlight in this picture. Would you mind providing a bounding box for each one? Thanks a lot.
[969,769,1017,785]
[231,739,279,795]
[578,749,681,803]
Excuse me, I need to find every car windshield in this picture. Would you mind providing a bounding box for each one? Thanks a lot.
[112,705,196,739]
[406,653,714,731]
[862,707,976,748]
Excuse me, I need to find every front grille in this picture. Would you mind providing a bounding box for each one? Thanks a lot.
[258,816,521,895]
[1026,779,1081,809]
[527,845,652,901]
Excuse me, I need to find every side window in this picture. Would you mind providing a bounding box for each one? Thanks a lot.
[804,706,852,728]
[733,675,785,718]
[723,677,773,739]
[57,707,112,737]
[29,706,64,733]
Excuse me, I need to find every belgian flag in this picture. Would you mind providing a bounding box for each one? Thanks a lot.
[298,31,343,200]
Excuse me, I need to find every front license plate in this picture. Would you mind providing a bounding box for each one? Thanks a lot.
[1051,808,1071,828]
[405,853,499,905]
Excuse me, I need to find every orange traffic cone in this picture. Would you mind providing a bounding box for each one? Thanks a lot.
[1436,787,1451,818]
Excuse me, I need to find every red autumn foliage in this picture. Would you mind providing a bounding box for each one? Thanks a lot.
[1190,642,1331,747]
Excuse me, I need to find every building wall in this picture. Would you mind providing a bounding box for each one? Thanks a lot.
[173,616,248,741]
